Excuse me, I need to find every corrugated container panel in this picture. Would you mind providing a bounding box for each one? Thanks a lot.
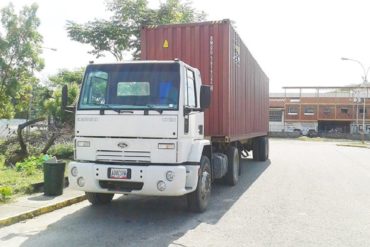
[141,20,269,142]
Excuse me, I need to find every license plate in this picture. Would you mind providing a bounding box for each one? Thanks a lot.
[108,168,131,179]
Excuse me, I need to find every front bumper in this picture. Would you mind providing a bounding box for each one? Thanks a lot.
[68,162,199,196]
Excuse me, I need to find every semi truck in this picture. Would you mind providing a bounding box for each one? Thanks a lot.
[65,20,269,212]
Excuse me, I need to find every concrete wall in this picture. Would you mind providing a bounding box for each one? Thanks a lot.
[269,131,301,138]
[269,122,285,132]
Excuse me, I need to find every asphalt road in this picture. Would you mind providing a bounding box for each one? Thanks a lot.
[1,139,370,247]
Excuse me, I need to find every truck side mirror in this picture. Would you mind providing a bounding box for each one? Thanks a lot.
[200,85,211,110]
[61,85,68,111]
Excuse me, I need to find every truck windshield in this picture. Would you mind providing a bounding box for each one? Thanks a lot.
[79,63,180,111]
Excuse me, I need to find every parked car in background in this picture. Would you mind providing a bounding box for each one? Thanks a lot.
[307,129,318,138]
[293,128,303,135]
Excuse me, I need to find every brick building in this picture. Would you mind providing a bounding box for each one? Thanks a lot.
[269,86,370,134]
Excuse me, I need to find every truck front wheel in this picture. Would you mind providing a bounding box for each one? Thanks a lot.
[85,192,114,205]
[187,155,211,213]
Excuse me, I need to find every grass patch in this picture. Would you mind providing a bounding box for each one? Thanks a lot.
[0,155,50,203]
[0,166,43,203]
[0,156,71,203]
[297,136,338,142]
[297,136,325,142]
[336,143,370,149]
[297,136,363,143]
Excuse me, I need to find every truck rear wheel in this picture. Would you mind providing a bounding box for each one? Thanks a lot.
[86,192,114,205]
[253,136,269,161]
[225,146,240,186]
[187,155,211,213]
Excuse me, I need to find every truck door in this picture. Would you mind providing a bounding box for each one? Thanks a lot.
[184,68,204,139]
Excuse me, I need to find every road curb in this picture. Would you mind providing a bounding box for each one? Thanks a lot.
[0,195,86,228]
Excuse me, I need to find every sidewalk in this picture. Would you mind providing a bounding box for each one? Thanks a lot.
[0,188,85,228]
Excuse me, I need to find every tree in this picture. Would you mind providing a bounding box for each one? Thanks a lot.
[66,0,206,60]
[4,69,82,166]
[0,3,44,118]
[48,68,84,86]
[24,68,83,124]
[43,68,82,125]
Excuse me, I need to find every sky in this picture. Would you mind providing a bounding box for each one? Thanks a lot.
[2,0,370,92]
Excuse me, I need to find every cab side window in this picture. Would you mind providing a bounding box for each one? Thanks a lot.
[81,71,108,105]
[185,69,197,107]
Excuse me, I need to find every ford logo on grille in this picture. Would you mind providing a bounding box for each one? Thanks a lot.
[117,142,128,148]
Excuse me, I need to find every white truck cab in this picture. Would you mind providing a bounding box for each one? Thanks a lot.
[65,60,213,212]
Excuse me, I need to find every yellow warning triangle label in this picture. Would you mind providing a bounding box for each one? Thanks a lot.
[163,40,169,48]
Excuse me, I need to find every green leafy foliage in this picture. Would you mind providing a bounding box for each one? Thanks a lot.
[42,68,83,125]
[0,155,4,169]
[15,154,48,175]
[27,84,53,119]
[0,135,26,166]
[0,3,44,118]
[0,186,12,202]
[0,144,46,201]
[0,165,43,201]
[48,68,84,86]
[48,143,73,159]
[44,82,79,125]
[66,0,206,60]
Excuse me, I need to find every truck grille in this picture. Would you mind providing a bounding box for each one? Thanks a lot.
[96,150,151,162]
[99,180,144,192]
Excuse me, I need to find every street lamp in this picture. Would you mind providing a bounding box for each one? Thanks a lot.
[341,57,369,143]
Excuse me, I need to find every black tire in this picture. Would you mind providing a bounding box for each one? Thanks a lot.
[252,139,260,161]
[253,138,260,161]
[253,136,269,161]
[85,192,114,205]
[187,156,211,213]
[225,146,240,186]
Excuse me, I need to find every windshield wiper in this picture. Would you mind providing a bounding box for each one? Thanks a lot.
[91,103,121,114]
[145,104,163,114]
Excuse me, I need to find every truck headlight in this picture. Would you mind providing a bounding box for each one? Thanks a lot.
[77,177,85,187]
[158,143,175,149]
[157,180,166,191]
[77,141,90,147]
[71,167,78,177]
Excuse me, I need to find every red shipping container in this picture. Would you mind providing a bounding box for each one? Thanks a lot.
[141,20,269,142]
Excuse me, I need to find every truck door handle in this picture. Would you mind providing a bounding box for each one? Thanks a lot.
[184,116,189,133]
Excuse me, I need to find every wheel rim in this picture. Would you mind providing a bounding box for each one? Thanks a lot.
[200,170,211,200]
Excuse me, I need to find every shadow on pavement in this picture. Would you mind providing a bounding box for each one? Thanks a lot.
[27,195,57,201]
[19,158,271,247]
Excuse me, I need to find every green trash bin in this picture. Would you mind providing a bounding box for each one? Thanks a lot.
[43,160,66,196]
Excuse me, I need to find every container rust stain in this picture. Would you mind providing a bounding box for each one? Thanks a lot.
[141,20,269,142]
